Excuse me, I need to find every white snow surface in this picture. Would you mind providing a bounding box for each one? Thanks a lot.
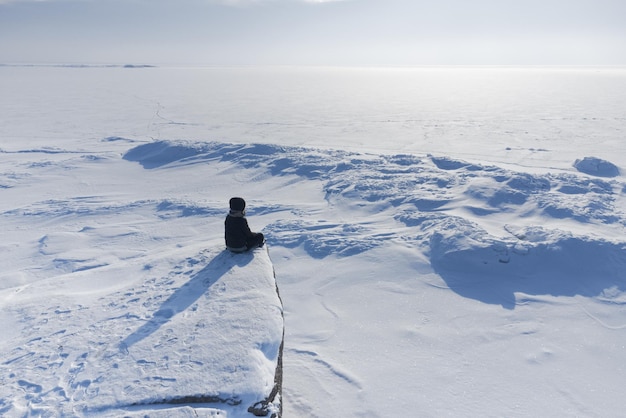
[2,65,626,417]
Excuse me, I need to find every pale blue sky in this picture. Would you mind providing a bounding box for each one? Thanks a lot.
[1,0,625,65]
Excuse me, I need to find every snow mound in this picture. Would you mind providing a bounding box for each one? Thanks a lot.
[428,220,626,308]
[125,141,624,228]
[123,141,626,265]
[574,156,620,177]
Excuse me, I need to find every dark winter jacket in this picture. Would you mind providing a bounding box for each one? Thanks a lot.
[224,211,254,250]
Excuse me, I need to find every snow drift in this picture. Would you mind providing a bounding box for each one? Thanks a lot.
[124,142,626,309]
[574,156,620,177]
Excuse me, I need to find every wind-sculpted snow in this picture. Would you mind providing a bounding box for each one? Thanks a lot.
[3,197,222,221]
[574,156,620,177]
[125,141,625,228]
[156,200,225,219]
[428,220,626,308]
[266,220,381,259]
[124,140,625,223]
[124,140,626,309]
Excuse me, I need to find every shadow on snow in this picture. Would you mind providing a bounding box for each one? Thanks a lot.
[431,236,626,310]
[120,250,253,349]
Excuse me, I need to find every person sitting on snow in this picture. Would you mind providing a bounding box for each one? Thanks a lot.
[224,197,265,253]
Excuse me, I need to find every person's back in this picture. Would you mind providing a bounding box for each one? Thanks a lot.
[224,197,265,253]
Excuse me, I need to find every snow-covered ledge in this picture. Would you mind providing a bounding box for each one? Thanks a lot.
[0,246,284,418]
[111,246,285,418]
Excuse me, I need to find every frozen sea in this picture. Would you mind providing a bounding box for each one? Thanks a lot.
[2,65,626,417]
[3,65,626,168]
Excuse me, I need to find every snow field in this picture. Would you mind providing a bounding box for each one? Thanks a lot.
[2,66,626,417]
[1,145,283,417]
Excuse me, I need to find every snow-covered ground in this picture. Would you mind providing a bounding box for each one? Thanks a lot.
[0,134,284,416]
[1,65,626,417]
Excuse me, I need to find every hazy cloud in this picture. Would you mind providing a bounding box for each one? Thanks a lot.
[0,0,348,3]
[1,0,624,65]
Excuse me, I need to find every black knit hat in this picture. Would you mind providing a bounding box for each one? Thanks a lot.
[229,197,246,211]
